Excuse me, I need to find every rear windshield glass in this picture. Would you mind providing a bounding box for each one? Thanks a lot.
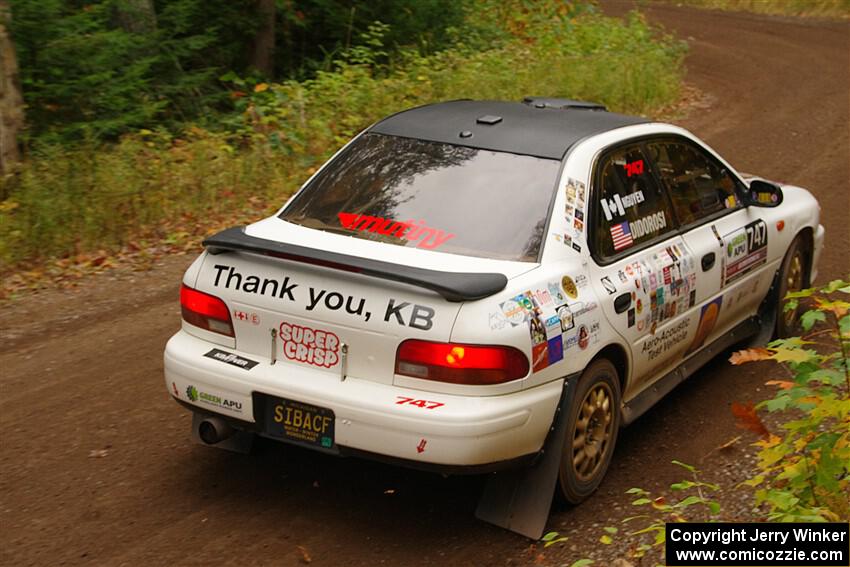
[280,133,561,262]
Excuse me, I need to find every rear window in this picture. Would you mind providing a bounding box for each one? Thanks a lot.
[280,133,561,262]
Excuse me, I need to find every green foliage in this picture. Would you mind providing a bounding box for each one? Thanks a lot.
[10,0,261,141]
[275,0,472,77]
[733,280,850,522]
[8,0,477,142]
[220,8,685,152]
[540,531,569,547]
[605,462,723,561]
[0,3,686,275]
[567,281,848,562]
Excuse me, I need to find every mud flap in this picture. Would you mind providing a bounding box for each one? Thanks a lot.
[748,270,780,347]
[475,376,577,539]
[191,412,254,454]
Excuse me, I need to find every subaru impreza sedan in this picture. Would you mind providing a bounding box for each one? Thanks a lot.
[164,97,823,518]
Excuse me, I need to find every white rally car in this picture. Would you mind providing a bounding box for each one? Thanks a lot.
[164,98,823,534]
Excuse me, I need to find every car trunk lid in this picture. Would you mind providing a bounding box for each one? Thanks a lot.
[190,219,536,385]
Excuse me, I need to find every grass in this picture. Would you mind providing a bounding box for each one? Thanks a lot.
[656,0,850,19]
[0,7,687,285]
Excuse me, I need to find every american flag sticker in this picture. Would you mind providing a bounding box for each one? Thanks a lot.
[610,221,634,251]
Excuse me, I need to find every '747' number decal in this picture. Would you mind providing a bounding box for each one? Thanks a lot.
[396,396,444,410]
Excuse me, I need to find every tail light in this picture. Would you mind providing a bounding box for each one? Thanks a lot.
[395,339,529,385]
[180,284,234,337]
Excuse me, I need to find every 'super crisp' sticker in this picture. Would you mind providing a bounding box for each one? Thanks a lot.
[279,322,340,368]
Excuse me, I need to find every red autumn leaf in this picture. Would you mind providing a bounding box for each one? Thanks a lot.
[731,401,770,438]
[729,348,772,365]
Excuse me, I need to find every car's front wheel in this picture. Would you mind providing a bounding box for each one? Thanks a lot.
[775,235,809,338]
[558,359,621,504]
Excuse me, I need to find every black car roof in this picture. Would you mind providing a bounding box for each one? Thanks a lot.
[369,99,650,160]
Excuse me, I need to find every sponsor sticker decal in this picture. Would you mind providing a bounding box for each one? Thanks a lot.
[601,276,617,295]
[529,312,548,346]
[557,304,574,332]
[279,322,340,368]
[532,343,549,373]
[233,310,260,325]
[561,276,579,299]
[547,336,564,364]
[204,348,259,370]
[723,220,768,286]
[577,324,590,350]
[186,384,244,414]
[685,296,723,355]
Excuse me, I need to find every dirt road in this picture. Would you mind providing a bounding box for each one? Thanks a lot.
[1,4,847,566]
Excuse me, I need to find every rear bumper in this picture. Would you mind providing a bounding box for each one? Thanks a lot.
[164,330,562,468]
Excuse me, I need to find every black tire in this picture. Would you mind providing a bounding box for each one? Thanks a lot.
[775,236,809,338]
[557,358,621,504]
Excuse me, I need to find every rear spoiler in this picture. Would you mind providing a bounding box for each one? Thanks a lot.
[203,227,508,302]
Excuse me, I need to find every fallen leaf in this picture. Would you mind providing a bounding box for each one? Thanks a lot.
[765,380,794,390]
[731,401,770,438]
[729,348,771,365]
[296,545,311,564]
[770,347,813,364]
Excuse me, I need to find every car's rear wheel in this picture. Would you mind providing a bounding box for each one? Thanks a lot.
[558,359,620,504]
[775,236,809,338]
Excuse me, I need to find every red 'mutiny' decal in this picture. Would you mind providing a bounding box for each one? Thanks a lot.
[337,212,455,249]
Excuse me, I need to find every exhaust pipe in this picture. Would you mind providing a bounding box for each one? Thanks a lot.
[197,416,235,445]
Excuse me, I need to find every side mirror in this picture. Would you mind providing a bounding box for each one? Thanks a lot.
[746,179,783,207]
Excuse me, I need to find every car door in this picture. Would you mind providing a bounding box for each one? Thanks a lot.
[588,142,697,400]
[644,137,766,355]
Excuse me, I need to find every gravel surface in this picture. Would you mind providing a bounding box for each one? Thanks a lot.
[1,3,847,566]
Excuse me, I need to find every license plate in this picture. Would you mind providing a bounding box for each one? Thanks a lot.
[264,396,335,449]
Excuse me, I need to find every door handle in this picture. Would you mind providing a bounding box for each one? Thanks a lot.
[701,252,716,272]
[614,293,631,314]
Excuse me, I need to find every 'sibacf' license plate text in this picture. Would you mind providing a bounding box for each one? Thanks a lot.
[265,396,334,449]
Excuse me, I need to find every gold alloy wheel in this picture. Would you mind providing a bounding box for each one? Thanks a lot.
[783,252,805,327]
[571,382,614,482]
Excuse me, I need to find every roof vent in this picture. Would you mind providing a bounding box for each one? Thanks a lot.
[522,97,607,111]
[476,114,503,125]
